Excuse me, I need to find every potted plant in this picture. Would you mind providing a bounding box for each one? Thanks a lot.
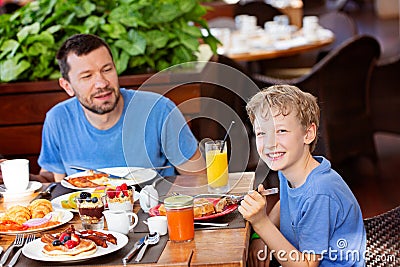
[0,0,219,82]
[0,0,220,173]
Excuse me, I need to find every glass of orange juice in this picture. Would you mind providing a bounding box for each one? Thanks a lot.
[205,140,230,193]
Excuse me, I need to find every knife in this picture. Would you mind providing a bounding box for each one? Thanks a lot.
[121,236,146,265]
[31,182,57,202]
[69,166,127,179]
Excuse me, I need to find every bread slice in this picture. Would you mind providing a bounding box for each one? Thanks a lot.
[193,198,215,218]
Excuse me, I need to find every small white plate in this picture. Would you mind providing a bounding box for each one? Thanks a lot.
[0,209,73,235]
[22,230,128,262]
[62,167,157,190]
[1,181,42,200]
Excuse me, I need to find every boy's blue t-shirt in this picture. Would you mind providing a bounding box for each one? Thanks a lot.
[279,156,366,266]
[38,89,198,176]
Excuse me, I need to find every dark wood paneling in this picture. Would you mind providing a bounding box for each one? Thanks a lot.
[0,74,203,174]
[0,92,68,125]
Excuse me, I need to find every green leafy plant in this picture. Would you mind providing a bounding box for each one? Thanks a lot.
[0,0,219,82]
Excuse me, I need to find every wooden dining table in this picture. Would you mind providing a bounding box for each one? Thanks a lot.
[0,172,255,267]
[224,34,334,62]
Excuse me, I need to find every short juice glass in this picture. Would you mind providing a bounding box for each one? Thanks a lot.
[164,195,194,242]
[205,140,230,193]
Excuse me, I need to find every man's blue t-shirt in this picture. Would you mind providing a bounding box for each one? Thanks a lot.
[38,89,198,176]
[279,156,366,266]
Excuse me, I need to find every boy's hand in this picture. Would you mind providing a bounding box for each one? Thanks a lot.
[248,238,270,267]
[238,184,268,226]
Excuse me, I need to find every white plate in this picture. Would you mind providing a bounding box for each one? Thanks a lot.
[61,167,157,190]
[1,181,42,200]
[51,190,140,213]
[0,209,73,235]
[22,230,128,262]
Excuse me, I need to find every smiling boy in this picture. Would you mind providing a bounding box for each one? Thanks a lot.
[239,85,366,266]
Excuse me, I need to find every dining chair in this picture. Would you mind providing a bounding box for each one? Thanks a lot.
[317,11,358,61]
[363,205,400,267]
[303,0,349,16]
[259,11,358,79]
[233,1,283,27]
[370,52,400,134]
[253,35,381,180]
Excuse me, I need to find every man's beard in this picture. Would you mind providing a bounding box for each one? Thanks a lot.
[77,88,121,115]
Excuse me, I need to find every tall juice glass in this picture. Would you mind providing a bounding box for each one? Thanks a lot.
[205,140,230,193]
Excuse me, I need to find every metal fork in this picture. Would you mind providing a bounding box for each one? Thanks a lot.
[7,234,35,267]
[0,234,24,267]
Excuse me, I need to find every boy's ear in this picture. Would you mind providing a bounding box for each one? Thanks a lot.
[59,77,75,97]
[304,123,317,145]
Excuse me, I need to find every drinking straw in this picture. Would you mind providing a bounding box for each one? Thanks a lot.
[220,121,235,153]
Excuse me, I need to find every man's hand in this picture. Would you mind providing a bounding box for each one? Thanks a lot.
[248,238,271,267]
[30,171,55,183]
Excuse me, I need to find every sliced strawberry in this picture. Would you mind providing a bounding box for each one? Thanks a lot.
[71,233,80,243]
[64,240,78,249]
[59,233,70,242]
[106,189,116,199]
[115,186,122,197]
[123,190,129,197]
[120,183,128,191]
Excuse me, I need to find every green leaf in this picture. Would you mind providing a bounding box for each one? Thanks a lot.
[115,50,129,74]
[114,37,146,56]
[100,23,127,39]
[0,57,30,82]
[180,22,202,38]
[28,42,48,56]
[0,39,20,60]
[17,22,40,43]
[178,0,197,13]
[46,25,62,34]
[74,1,96,18]
[25,31,54,46]
[145,30,169,49]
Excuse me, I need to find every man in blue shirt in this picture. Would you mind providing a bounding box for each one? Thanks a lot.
[38,34,205,182]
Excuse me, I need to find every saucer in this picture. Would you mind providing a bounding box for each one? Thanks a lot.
[1,181,42,200]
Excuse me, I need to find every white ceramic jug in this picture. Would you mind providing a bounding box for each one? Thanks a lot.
[103,210,138,235]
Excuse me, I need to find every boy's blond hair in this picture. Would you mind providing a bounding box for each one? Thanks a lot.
[246,85,320,152]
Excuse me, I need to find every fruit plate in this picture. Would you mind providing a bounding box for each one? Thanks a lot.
[149,198,238,221]
[51,191,99,213]
[61,167,157,190]
[22,230,128,262]
[0,209,74,235]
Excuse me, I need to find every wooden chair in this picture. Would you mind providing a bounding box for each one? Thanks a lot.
[317,11,358,60]
[303,0,349,15]
[260,11,358,79]
[364,205,400,266]
[253,35,381,179]
[233,1,282,27]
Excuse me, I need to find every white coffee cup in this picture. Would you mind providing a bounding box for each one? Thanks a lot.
[103,210,138,235]
[147,216,168,236]
[0,159,29,192]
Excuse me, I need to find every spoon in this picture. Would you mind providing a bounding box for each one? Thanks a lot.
[135,232,160,262]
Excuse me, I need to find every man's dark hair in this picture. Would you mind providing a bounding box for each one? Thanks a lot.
[56,34,113,81]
